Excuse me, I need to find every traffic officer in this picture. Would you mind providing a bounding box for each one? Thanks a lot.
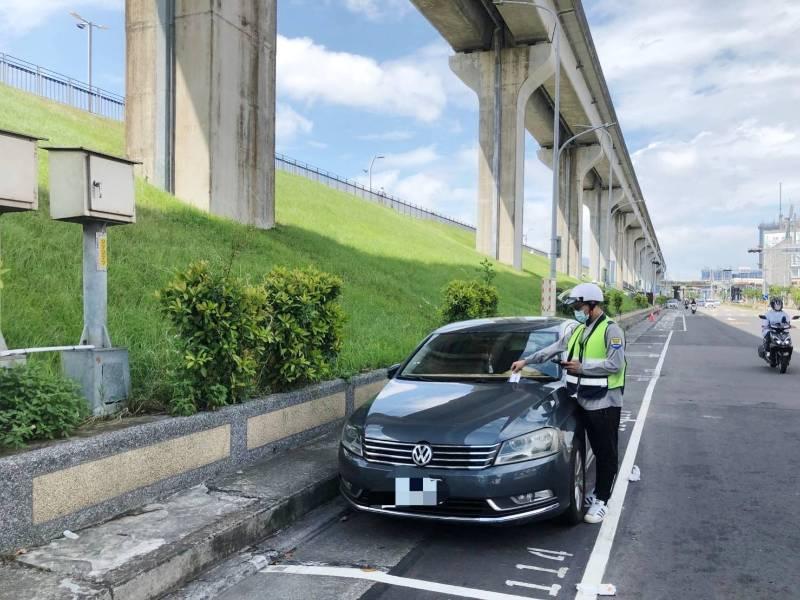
[511,282,626,524]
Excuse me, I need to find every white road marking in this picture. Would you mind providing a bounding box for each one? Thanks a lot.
[575,331,674,600]
[528,548,574,562]
[682,312,687,331]
[626,353,661,358]
[261,565,536,600]
[506,580,561,596]
[516,564,569,579]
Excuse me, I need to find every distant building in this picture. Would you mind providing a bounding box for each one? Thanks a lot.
[758,215,800,287]
[700,266,762,282]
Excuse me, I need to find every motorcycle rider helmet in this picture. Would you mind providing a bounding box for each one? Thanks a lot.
[770,297,783,311]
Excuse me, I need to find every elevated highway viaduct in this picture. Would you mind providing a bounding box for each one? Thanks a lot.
[125,0,665,292]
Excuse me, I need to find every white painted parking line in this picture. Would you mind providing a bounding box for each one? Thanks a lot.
[261,565,537,600]
[626,353,661,358]
[516,564,569,579]
[575,331,674,600]
[506,579,561,596]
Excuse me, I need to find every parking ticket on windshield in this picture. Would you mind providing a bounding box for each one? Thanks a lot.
[508,372,521,383]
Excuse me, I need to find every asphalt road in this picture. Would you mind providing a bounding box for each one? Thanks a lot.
[173,305,800,600]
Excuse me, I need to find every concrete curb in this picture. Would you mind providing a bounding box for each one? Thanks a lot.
[5,433,342,600]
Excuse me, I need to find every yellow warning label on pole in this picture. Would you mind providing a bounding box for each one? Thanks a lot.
[97,231,108,271]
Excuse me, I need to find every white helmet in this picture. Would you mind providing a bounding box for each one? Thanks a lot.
[563,283,604,306]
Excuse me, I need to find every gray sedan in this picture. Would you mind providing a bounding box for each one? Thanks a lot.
[338,317,587,525]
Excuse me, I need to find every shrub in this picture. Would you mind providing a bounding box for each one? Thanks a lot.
[440,280,499,323]
[634,293,649,309]
[259,267,345,392]
[606,289,624,316]
[158,261,268,415]
[0,365,88,448]
[655,294,670,306]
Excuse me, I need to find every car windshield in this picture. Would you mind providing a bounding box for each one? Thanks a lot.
[399,329,560,381]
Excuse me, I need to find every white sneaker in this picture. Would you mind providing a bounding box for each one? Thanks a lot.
[583,491,596,509]
[584,500,607,524]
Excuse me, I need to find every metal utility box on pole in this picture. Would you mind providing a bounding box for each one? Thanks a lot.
[47,146,137,415]
[0,128,43,367]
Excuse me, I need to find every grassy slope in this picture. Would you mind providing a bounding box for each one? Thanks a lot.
[0,84,578,409]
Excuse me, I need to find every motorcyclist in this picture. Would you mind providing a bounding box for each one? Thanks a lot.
[761,297,790,355]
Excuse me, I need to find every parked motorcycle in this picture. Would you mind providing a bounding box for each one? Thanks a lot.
[758,314,800,374]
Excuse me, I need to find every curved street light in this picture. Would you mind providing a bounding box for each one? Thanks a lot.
[363,154,384,192]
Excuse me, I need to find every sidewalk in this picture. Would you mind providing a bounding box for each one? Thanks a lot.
[0,432,341,600]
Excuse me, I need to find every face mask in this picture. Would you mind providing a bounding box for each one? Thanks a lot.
[574,310,589,324]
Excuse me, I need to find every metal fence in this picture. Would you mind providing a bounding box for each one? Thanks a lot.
[275,153,548,257]
[0,53,125,121]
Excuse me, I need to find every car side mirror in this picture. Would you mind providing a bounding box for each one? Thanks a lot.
[387,363,401,379]
[758,314,766,319]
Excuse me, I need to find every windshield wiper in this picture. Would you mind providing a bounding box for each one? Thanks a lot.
[397,375,439,382]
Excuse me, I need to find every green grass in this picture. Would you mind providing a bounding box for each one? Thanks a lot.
[0,83,578,411]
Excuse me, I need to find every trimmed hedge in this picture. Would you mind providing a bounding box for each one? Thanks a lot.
[440,280,499,323]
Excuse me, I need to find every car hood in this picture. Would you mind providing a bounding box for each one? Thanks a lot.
[362,379,558,446]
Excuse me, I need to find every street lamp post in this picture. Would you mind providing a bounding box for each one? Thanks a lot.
[70,12,108,114]
[363,154,384,193]
[748,247,768,298]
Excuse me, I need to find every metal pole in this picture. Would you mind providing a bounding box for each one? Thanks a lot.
[80,222,112,348]
[87,22,93,112]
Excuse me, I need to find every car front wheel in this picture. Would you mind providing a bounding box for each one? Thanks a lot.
[561,436,586,525]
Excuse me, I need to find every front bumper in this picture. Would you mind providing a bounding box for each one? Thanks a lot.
[338,445,571,524]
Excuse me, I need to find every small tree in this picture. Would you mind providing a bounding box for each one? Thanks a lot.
[476,258,496,286]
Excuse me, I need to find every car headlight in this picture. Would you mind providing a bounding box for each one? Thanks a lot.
[495,428,560,465]
[341,422,363,456]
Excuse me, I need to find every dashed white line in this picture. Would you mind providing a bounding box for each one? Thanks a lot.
[575,330,674,600]
[261,565,535,600]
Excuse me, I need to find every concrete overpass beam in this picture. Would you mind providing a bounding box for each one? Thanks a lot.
[451,43,554,269]
[126,0,277,229]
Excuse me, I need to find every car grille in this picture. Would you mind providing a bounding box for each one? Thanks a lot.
[363,438,499,470]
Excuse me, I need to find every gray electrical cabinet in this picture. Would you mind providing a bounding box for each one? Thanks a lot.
[47,147,136,224]
[47,147,138,415]
[0,129,40,214]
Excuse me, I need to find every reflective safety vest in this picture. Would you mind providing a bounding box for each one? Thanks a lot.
[565,315,626,400]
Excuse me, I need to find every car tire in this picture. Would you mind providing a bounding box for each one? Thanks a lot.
[560,435,586,526]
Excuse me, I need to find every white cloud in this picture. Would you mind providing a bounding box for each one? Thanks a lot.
[0,0,121,36]
[587,0,800,279]
[381,145,441,170]
[277,35,447,122]
[357,130,415,142]
[342,0,412,21]
[276,103,312,145]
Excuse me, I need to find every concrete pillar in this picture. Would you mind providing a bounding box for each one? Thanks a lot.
[627,232,643,289]
[612,211,630,289]
[452,44,554,269]
[564,145,602,279]
[589,186,623,285]
[126,0,277,229]
[634,238,646,289]
[537,146,571,275]
[125,0,172,189]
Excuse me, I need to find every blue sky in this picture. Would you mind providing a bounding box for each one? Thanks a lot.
[3,0,800,279]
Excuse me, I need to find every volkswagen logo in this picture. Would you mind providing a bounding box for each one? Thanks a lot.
[411,443,433,466]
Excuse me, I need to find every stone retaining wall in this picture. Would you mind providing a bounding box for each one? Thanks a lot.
[0,369,386,553]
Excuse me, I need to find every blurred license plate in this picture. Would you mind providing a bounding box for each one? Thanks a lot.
[394,477,438,506]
